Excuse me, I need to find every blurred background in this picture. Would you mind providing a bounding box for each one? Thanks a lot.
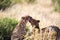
[0,0,60,40]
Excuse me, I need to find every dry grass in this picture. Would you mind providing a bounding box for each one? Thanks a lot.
[0,0,60,40]
[24,26,60,40]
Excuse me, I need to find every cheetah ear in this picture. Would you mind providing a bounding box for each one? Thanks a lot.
[27,16,32,20]
[21,17,25,19]
[27,16,32,19]
[37,20,40,22]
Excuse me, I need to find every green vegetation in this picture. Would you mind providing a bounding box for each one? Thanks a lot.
[0,17,30,40]
[0,0,11,10]
[54,4,60,12]
[26,26,30,32]
[52,0,60,12]
[0,18,18,40]
[25,0,36,4]
[10,0,22,4]
[0,0,36,10]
